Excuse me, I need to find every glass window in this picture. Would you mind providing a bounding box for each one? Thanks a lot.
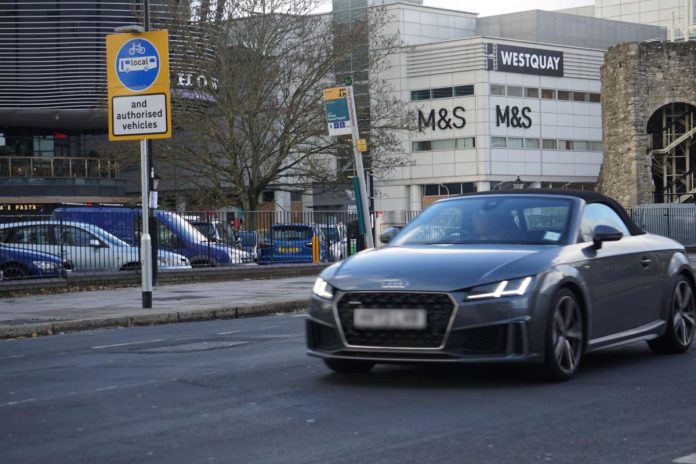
[431,87,453,99]
[541,88,556,99]
[506,86,523,97]
[6,225,52,245]
[411,89,431,101]
[390,196,573,245]
[454,85,474,96]
[524,138,540,149]
[442,183,462,195]
[560,140,573,150]
[590,141,603,152]
[57,226,97,247]
[272,226,313,241]
[578,203,630,242]
[491,137,507,148]
[542,139,558,149]
[574,140,590,151]
[573,92,587,102]
[557,90,570,101]
[589,93,601,103]
[431,139,455,150]
[412,141,432,152]
[507,137,523,149]
[525,87,539,98]
[423,184,439,196]
[490,84,505,96]
[455,137,475,149]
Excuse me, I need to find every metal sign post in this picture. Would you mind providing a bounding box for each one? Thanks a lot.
[106,21,170,308]
[322,85,374,248]
[345,86,374,249]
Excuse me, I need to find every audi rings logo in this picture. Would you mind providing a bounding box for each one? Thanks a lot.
[380,279,410,289]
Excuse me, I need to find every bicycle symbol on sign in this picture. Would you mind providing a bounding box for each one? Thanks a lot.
[128,42,146,56]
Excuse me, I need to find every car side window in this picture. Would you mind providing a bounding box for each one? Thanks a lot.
[58,226,97,247]
[578,203,631,243]
[6,225,53,245]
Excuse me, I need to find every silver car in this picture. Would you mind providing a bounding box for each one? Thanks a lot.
[307,190,695,380]
[0,220,191,271]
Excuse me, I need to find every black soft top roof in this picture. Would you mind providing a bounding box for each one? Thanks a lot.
[452,188,644,235]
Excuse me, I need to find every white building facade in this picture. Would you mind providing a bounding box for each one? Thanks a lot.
[369,2,665,211]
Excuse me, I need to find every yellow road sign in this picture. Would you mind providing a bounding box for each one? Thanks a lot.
[357,138,367,152]
[106,30,171,141]
[323,86,348,101]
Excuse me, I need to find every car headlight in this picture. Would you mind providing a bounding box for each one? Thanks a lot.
[466,276,533,300]
[32,261,60,270]
[312,277,334,300]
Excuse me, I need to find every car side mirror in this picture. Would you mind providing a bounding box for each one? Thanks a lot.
[380,227,401,245]
[89,239,102,248]
[592,225,623,249]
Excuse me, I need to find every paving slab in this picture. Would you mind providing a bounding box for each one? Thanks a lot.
[0,276,317,339]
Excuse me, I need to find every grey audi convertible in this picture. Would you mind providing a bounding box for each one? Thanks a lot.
[306,190,696,380]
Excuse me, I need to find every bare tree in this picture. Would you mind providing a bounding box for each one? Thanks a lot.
[157,0,413,212]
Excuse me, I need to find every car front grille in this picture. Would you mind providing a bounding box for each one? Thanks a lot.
[336,292,455,348]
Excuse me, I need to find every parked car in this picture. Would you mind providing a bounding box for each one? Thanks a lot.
[307,189,696,380]
[258,224,328,264]
[0,244,72,280]
[190,219,255,264]
[52,207,249,266]
[319,223,348,261]
[0,220,191,271]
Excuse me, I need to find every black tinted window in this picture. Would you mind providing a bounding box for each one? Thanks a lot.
[5,225,52,245]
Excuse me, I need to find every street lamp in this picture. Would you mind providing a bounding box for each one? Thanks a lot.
[513,176,525,190]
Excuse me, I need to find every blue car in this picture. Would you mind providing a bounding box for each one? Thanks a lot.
[258,224,328,264]
[0,244,70,280]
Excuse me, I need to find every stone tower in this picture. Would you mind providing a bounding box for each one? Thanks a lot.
[597,41,696,208]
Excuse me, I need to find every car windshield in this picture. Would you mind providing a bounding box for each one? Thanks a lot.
[70,223,132,248]
[271,226,313,241]
[161,212,209,244]
[391,196,574,246]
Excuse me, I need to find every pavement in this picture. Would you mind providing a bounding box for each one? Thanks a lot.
[0,275,317,339]
[2,313,696,464]
[1,254,694,340]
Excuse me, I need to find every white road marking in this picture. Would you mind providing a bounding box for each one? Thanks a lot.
[674,453,696,463]
[91,339,163,349]
[217,330,242,335]
[0,354,26,361]
[291,314,307,318]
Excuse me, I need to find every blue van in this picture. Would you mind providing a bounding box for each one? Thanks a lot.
[258,224,328,264]
[52,207,248,267]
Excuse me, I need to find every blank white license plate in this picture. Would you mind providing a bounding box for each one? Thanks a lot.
[353,309,427,330]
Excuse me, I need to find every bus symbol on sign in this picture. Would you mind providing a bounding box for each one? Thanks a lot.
[118,56,158,73]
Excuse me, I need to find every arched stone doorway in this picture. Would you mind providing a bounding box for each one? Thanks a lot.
[647,102,696,203]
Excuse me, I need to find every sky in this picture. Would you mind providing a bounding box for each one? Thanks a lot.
[421,0,593,17]
[317,1,595,16]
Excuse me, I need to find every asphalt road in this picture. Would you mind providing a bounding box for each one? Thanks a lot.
[2,313,696,464]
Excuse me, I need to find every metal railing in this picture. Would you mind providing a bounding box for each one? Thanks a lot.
[0,157,120,179]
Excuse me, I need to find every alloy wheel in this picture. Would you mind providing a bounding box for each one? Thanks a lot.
[552,295,584,374]
[672,280,696,346]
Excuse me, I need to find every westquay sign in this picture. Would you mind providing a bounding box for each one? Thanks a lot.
[496,45,563,77]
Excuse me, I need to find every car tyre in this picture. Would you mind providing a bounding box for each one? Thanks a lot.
[1,263,30,280]
[648,276,695,354]
[323,358,374,374]
[540,288,584,381]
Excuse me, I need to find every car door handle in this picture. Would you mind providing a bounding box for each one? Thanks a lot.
[640,257,652,267]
